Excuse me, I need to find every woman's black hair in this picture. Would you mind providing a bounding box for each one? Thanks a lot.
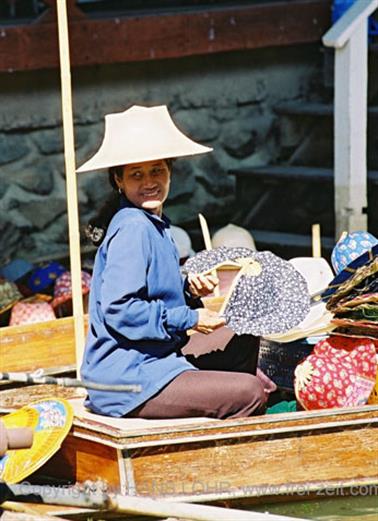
[85,160,173,247]
[85,166,123,247]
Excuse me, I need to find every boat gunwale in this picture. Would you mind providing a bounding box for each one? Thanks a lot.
[70,405,378,448]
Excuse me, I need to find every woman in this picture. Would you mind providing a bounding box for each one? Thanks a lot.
[78,105,266,419]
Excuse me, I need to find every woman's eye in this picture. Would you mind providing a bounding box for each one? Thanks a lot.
[132,171,142,179]
[152,168,162,175]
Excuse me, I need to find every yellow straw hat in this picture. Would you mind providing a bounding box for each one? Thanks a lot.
[77,105,212,173]
[0,398,73,484]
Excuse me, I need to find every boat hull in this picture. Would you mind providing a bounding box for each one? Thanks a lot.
[36,404,378,505]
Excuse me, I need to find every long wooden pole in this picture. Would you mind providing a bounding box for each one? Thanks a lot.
[56,0,85,375]
[311,223,321,258]
[110,494,311,521]
[3,484,311,521]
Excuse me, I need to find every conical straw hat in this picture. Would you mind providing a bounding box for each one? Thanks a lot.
[0,398,73,484]
[77,105,212,172]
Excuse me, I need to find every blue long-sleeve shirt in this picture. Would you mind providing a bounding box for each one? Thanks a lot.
[81,198,198,417]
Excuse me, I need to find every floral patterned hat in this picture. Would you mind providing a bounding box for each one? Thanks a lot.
[9,300,56,327]
[183,247,310,336]
[332,231,377,275]
[0,398,73,484]
[294,336,377,410]
[51,270,91,309]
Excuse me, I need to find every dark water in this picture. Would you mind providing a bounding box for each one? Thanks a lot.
[251,495,378,520]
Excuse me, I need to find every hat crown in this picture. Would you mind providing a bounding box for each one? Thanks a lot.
[54,271,91,298]
[289,257,334,295]
[212,224,256,250]
[77,104,212,172]
[170,225,193,259]
[10,301,56,326]
[331,231,378,275]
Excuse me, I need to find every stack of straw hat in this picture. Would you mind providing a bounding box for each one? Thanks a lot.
[323,231,378,341]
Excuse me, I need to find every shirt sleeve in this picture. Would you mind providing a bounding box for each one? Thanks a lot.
[100,222,198,341]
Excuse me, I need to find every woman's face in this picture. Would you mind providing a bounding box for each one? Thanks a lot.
[115,159,171,216]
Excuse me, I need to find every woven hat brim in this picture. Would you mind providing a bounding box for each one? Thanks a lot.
[0,398,73,484]
[325,258,378,311]
[264,307,335,343]
[0,299,21,316]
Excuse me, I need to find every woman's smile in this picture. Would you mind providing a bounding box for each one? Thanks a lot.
[115,159,171,216]
[141,189,160,198]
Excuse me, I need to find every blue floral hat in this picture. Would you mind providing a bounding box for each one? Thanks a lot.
[331,231,378,275]
[27,262,66,294]
[322,231,378,301]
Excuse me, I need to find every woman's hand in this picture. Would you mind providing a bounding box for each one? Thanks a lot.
[187,273,219,298]
[192,308,226,335]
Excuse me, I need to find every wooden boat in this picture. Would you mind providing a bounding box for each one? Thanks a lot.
[1,303,378,510]
[1,385,377,510]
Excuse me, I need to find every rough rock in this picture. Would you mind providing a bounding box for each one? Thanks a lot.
[0,184,66,230]
[0,134,30,165]
[173,109,219,142]
[12,159,55,195]
[32,126,91,155]
[192,153,234,197]
[220,108,275,159]
[168,159,196,202]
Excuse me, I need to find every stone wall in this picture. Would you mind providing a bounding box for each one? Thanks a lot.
[0,45,321,263]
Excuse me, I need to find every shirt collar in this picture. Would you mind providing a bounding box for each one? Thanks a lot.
[119,195,171,228]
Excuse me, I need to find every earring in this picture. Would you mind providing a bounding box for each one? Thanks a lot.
[118,188,122,194]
